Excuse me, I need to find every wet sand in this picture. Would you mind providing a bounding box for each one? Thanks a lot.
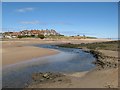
[28,68,117,88]
[26,39,118,88]
[27,52,118,88]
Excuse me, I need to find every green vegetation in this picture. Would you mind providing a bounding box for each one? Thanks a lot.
[16,35,97,40]
[86,36,97,39]
[17,35,36,38]
[45,35,69,39]
[17,35,23,39]
[17,34,46,39]
[38,34,45,39]
[57,41,120,51]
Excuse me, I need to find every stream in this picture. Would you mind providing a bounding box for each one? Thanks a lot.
[2,44,96,88]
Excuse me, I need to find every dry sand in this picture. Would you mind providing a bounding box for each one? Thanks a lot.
[2,46,59,66]
[99,50,118,58]
[2,41,59,66]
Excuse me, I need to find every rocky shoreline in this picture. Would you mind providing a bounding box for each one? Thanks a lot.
[26,41,119,88]
[83,49,118,69]
[57,40,119,70]
[27,46,118,88]
[25,72,70,88]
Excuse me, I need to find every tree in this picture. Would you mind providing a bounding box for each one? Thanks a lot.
[38,34,45,39]
[83,35,86,39]
[17,35,22,39]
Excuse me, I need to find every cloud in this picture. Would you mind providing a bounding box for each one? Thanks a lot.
[20,20,40,24]
[20,20,73,26]
[20,20,47,25]
[16,7,35,12]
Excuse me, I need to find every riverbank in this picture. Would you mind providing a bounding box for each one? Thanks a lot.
[57,41,119,69]
[2,41,59,66]
[27,40,118,88]
[2,38,111,66]
[2,39,116,88]
[27,68,118,88]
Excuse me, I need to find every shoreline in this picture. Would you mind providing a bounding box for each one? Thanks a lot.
[2,42,60,66]
[57,40,119,70]
[27,40,118,88]
[3,49,61,70]
[2,39,111,66]
[2,39,118,88]
[83,49,118,69]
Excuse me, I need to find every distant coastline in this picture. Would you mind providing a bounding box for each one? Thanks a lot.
[98,38,119,40]
[111,38,120,40]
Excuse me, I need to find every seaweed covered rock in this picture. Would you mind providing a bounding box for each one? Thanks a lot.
[32,72,65,83]
[90,50,118,69]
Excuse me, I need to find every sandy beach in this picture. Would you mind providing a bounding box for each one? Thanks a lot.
[2,38,111,66]
[2,41,60,66]
[27,49,118,88]
[28,68,118,88]
[2,38,118,88]
[2,2,118,89]
[2,46,59,66]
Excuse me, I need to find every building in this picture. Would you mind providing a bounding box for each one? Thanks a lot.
[3,29,60,38]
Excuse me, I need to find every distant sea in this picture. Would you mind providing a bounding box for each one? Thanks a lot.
[111,38,120,40]
[100,38,120,40]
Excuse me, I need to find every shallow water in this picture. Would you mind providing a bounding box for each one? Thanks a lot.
[2,44,96,88]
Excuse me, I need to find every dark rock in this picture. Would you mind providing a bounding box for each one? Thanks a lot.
[31,72,64,83]
[58,79,62,82]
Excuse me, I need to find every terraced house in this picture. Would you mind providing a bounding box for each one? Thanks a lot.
[4,29,60,38]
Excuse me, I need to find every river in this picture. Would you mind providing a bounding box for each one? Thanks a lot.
[2,44,96,88]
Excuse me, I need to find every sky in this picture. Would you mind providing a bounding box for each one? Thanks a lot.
[2,2,118,38]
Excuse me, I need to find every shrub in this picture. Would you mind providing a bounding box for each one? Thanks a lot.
[31,35,35,37]
[38,34,45,39]
[17,35,22,39]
